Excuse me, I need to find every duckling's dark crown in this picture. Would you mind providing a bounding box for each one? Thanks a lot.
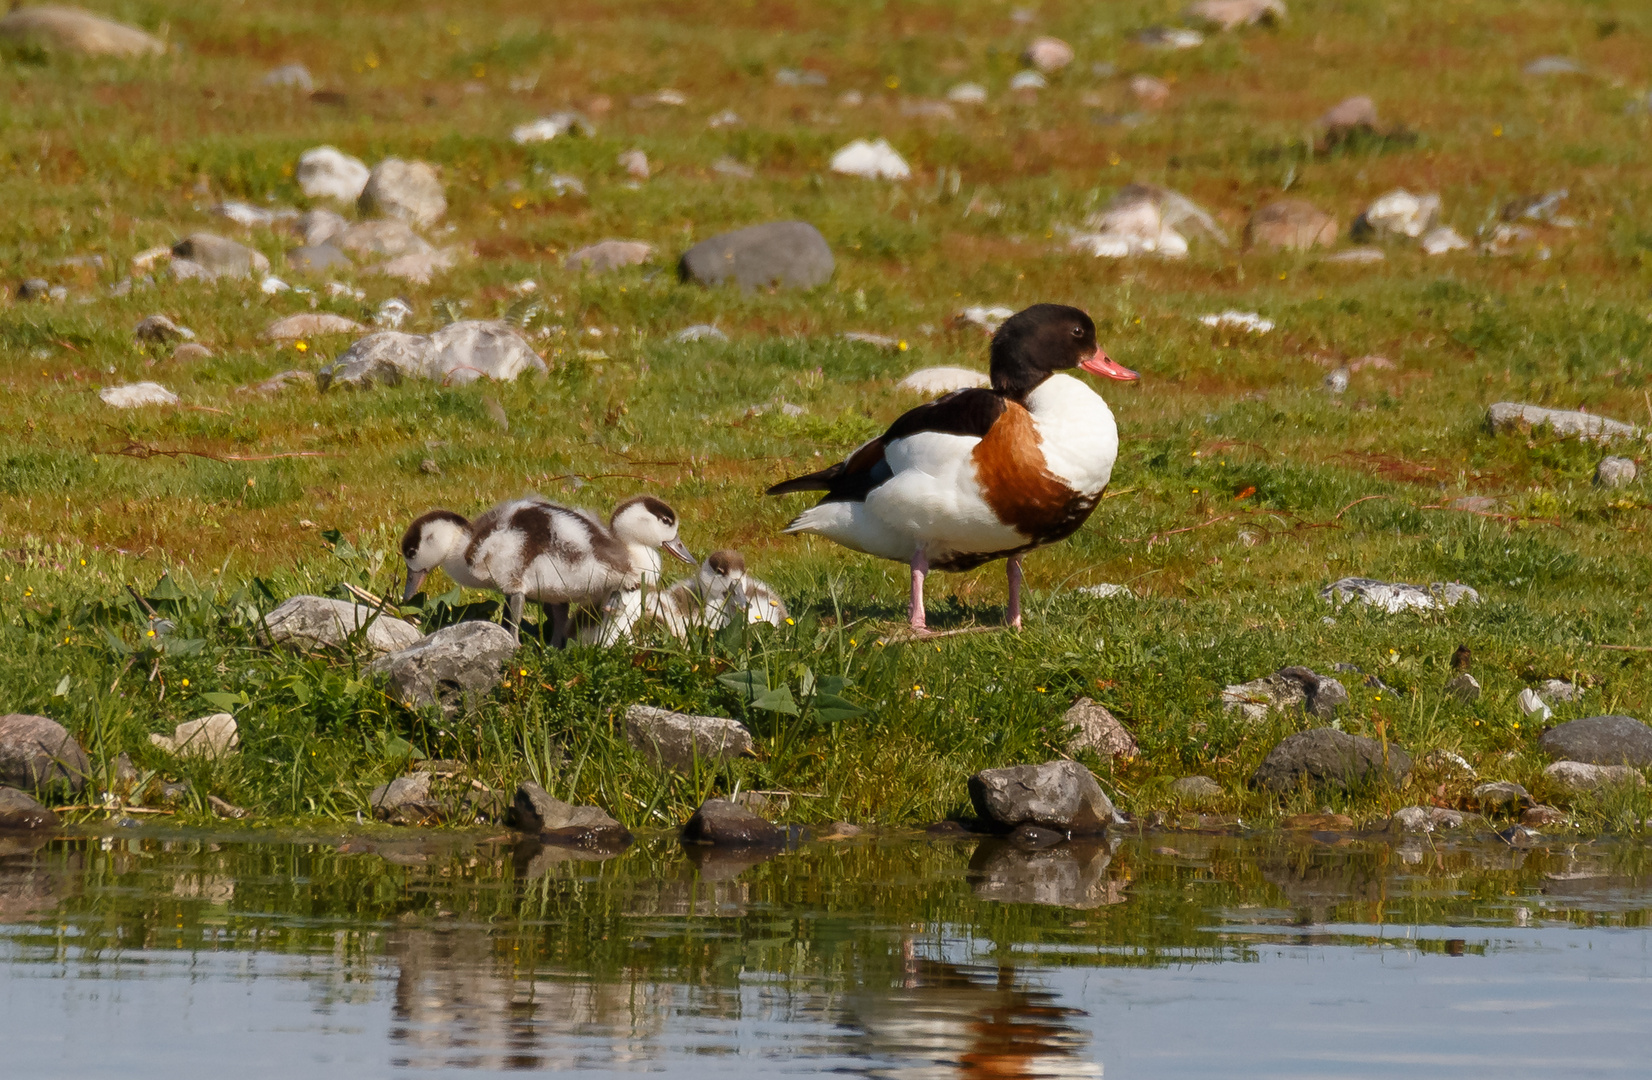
[401,509,470,558]
[612,494,677,526]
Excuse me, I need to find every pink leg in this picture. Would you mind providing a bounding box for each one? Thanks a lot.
[909,549,929,632]
[1006,556,1024,630]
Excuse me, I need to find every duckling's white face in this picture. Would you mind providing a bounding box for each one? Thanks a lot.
[611,496,695,565]
[399,510,471,599]
[700,550,749,606]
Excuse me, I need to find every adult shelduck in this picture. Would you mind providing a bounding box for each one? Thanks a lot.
[765,303,1138,635]
[400,494,693,645]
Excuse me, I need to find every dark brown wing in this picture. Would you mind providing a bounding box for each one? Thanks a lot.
[764,389,1006,503]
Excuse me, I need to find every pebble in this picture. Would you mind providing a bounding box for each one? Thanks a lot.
[899,99,957,121]
[1324,248,1386,264]
[1134,26,1205,49]
[372,247,457,284]
[1523,55,1583,77]
[897,366,988,394]
[1064,697,1137,759]
[149,714,238,760]
[1169,775,1223,800]
[171,342,212,363]
[830,138,911,180]
[1188,0,1287,30]
[565,240,653,273]
[261,64,313,91]
[1321,577,1479,613]
[774,68,827,87]
[678,221,835,291]
[134,314,195,343]
[617,149,650,180]
[248,370,309,394]
[1472,780,1532,811]
[706,109,743,128]
[1023,36,1074,72]
[1128,74,1171,107]
[1200,310,1274,334]
[263,313,365,340]
[358,159,446,228]
[296,147,370,202]
[1418,748,1476,778]
[212,201,298,229]
[259,275,290,295]
[626,705,754,771]
[17,278,51,300]
[171,233,271,279]
[946,83,988,104]
[1543,760,1645,794]
[375,298,413,329]
[0,5,165,57]
[1537,715,1652,767]
[1245,198,1336,251]
[1595,456,1637,488]
[953,305,1016,332]
[1444,673,1482,703]
[511,112,596,144]
[1353,189,1440,240]
[674,324,727,343]
[286,243,350,272]
[1504,190,1571,225]
[712,157,754,179]
[1318,94,1378,132]
[1008,70,1047,91]
[100,382,179,408]
[1420,226,1471,255]
[1486,402,1640,442]
[1222,666,1347,723]
[1323,368,1349,394]
[1077,583,1132,599]
[1521,805,1565,827]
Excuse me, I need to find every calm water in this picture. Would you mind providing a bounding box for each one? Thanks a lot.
[1,826,1649,1078]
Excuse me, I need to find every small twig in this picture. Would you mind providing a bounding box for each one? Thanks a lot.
[1102,486,1138,500]
[124,583,159,618]
[1334,494,1400,520]
[548,472,655,483]
[103,440,333,463]
[53,805,175,815]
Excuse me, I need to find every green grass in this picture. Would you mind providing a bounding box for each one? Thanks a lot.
[3,0,1652,833]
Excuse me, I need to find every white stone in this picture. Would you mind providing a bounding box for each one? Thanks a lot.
[1077,584,1133,599]
[1487,402,1641,442]
[954,305,1016,332]
[1359,189,1440,239]
[946,83,988,104]
[1023,36,1074,73]
[1421,226,1471,255]
[1320,577,1480,613]
[1544,760,1645,793]
[150,714,238,760]
[511,112,595,144]
[100,382,178,408]
[1518,688,1553,721]
[296,146,370,202]
[898,366,989,394]
[1200,311,1274,334]
[830,138,911,180]
[675,324,727,343]
[261,595,422,656]
[1009,70,1048,91]
[358,159,446,228]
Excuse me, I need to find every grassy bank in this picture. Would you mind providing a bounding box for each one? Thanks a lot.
[4,0,1652,832]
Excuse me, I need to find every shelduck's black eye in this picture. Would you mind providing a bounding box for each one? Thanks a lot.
[1071,326,1084,337]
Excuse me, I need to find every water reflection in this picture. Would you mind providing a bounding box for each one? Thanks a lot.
[0,828,1648,1077]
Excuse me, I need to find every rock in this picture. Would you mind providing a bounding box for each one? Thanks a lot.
[1169,775,1223,801]
[171,233,270,279]
[1318,95,1378,133]
[565,240,653,273]
[967,760,1123,835]
[674,324,726,343]
[1323,368,1349,395]
[1522,805,1565,827]
[1444,673,1482,703]
[1487,402,1641,442]
[16,278,51,300]
[368,621,517,713]
[1390,806,1433,833]
[1128,74,1170,107]
[1321,577,1480,613]
[679,221,834,291]
[617,149,649,180]
[1076,184,1227,259]
[1245,199,1336,251]
[1220,666,1348,723]
[261,64,312,91]
[100,382,178,408]
[1418,748,1476,779]
[1023,36,1074,72]
[1524,55,1583,77]
[829,139,911,180]
[262,313,364,341]
[286,244,350,272]
[680,798,786,848]
[1538,716,1652,767]
[260,595,422,656]
[295,208,349,247]
[1472,781,1532,811]
[371,247,457,284]
[1595,456,1637,488]
[0,714,89,795]
[297,146,370,201]
[1250,729,1412,792]
[1077,583,1132,599]
[1352,189,1440,241]
[318,331,430,389]
[511,112,596,143]
[1537,679,1583,703]
[336,218,433,259]
[1187,0,1286,30]
[0,787,54,831]
[1420,226,1471,255]
[1498,824,1540,847]
[1063,698,1137,759]
[1324,248,1386,264]
[946,82,988,104]
[707,108,743,128]
[425,321,545,385]
[249,370,311,394]
[953,305,1016,332]
[1543,760,1645,794]
[1282,812,1353,831]
[358,158,446,227]
[842,332,902,349]
[148,713,238,760]
[171,342,211,363]
[212,201,297,229]
[712,156,755,179]
[1009,70,1047,92]
[1199,310,1274,334]
[510,782,619,832]
[0,5,165,57]
[1134,26,1205,50]
[897,366,989,395]
[624,705,755,770]
[207,795,248,819]
[1451,495,1497,512]
[368,773,438,823]
[375,298,412,328]
[1518,689,1553,721]
[968,839,1122,908]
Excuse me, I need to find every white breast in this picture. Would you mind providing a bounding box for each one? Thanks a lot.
[1024,373,1119,496]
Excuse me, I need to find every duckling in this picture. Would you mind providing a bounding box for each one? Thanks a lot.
[400,501,519,598]
[573,551,743,645]
[466,495,693,645]
[696,550,790,631]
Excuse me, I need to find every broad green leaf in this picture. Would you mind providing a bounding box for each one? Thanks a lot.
[148,572,188,601]
[717,669,770,697]
[818,675,848,697]
[813,693,865,722]
[750,685,800,715]
[52,675,70,697]
[201,692,243,712]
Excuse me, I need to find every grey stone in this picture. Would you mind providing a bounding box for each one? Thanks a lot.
[263,313,364,340]
[1537,679,1584,703]
[1487,402,1641,442]
[208,795,248,819]
[318,332,430,389]
[171,342,211,363]
[286,243,350,272]
[1063,698,1137,758]
[149,713,238,760]
[0,787,54,831]
[212,201,298,229]
[1418,748,1476,778]
[1250,729,1412,792]
[1321,577,1480,613]
[1538,716,1652,766]
[968,760,1124,836]
[261,64,313,91]
[1445,673,1482,703]
[368,773,438,823]
[1351,189,1440,241]
[680,798,786,848]
[1390,805,1470,833]
[295,208,349,247]
[1245,199,1337,251]
[968,839,1123,908]
[0,715,89,796]
[249,369,310,394]
[510,781,620,832]
[425,321,545,385]
[1522,805,1566,827]
[1472,781,1533,811]
[1524,56,1583,77]
[1318,94,1378,133]
[260,595,421,656]
[17,278,50,300]
[624,705,754,770]
[1221,666,1347,723]
[1188,0,1287,31]
[1543,760,1645,794]
[1169,775,1223,801]
[133,314,193,343]
[565,240,653,273]
[358,158,446,227]
[336,218,433,259]
[170,233,271,279]
[1595,456,1637,488]
[679,221,834,291]
[0,6,165,58]
[368,621,517,712]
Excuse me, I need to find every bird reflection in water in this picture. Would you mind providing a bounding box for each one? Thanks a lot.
[845,956,1101,1079]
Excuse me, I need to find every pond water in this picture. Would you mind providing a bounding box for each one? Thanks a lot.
[1,827,1648,1078]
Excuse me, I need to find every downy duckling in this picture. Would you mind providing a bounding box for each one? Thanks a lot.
[694,550,789,631]
[576,550,784,646]
[400,501,519,598]
[467,495,693,645]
